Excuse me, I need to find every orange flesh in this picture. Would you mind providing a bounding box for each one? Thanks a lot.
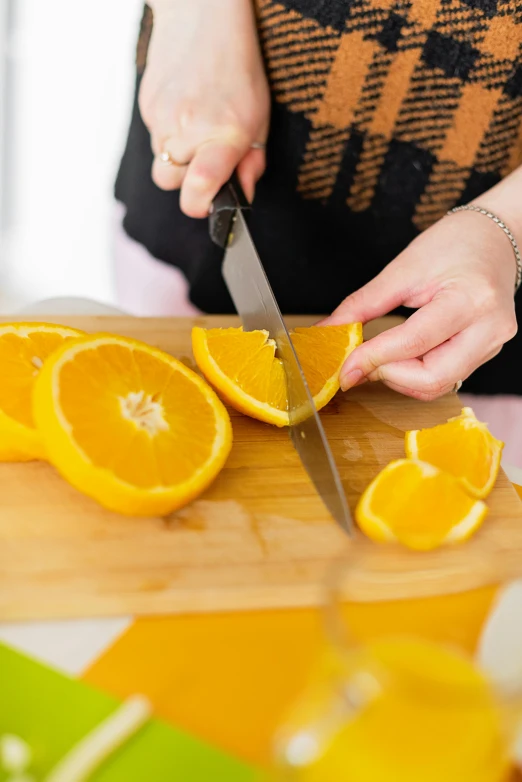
[0,330,80,428]
[200,324,363,419]
[59,343,218,490]
[205,328,287,410]
[412,418,500,494]
[357,460,487,550]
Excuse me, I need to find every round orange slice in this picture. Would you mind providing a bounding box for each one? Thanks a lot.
[33,334,232,516]
[192,324,363,426]
[356,459,487,551]
[0,322,84,461]
[405,408,503,499]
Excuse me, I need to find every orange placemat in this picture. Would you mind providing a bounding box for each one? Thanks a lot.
[84,587,497,766]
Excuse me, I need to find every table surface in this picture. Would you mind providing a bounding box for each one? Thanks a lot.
[1,298,521,776]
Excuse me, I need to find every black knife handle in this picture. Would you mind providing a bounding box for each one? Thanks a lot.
[209,172,251,248]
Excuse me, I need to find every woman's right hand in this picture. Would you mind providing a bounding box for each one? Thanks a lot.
[140,0,270,218]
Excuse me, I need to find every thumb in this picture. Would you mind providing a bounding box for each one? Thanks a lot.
[237,147,266,203]
[180,140,245,218]
[321,262,409,326]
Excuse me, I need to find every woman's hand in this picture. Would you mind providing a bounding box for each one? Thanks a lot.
[324,187,520,401]
[140,0,270,217]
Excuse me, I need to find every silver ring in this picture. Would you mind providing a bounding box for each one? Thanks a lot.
[159,151,191,167]
[250,142,266,150]
[452,380,463,394]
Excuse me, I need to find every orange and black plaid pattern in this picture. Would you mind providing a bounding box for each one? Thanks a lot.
[256,0,522,230]
[121,2,522,390]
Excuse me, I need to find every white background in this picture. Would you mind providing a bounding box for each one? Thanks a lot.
[0,0,143,311]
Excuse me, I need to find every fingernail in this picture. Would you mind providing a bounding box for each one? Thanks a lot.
[341,368,364,391]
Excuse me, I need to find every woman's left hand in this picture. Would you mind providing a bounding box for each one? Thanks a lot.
[323,205,519,401]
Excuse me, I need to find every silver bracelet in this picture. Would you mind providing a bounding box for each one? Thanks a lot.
[446,204,522,294]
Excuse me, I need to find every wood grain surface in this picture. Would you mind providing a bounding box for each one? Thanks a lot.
[0,315,521,621]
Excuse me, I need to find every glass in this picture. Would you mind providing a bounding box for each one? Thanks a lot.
[274,546,522,782]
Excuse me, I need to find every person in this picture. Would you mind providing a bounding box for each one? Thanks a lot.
[114,0,522,467]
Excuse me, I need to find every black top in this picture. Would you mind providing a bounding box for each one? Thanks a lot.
[115,3,522,396]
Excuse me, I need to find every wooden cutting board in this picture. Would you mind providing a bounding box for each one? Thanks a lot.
[1,315,521,621]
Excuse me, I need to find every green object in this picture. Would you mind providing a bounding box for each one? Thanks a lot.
[0,643,261,782]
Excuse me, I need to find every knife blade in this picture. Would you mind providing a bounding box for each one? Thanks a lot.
[209,176,353,534]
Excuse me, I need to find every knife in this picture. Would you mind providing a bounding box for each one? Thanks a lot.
[209,175,353,534]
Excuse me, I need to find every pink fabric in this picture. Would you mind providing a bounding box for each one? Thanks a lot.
[112,203,522,469]
[113,203,201,317]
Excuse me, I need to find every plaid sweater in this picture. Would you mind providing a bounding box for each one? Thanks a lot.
[255,0,522,227]
[116,1,522,393]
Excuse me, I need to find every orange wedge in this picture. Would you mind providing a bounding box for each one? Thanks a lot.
[33,334,232,516]
[0,322,84,461]
[192,324,362,426]
[356,459,487,551]
[405,408,503,499]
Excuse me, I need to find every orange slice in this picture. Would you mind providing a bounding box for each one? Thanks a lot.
[192,324,362,426]
[0,322,84,461]
[33,334,232,516]
[356,459,487,551]
[405,408,503,499]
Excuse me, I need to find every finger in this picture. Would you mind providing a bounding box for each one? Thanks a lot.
[180,141,244,218]
[378,342,503,402]
[378,374,455,402]
[150,132,192,190]
[484,346,503,363]
[151,154,188,191]
[237,148,266,203]
[320,261,412,326]
[150,133,162,158]
[369,322,502,401]
[339,292,469,390]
